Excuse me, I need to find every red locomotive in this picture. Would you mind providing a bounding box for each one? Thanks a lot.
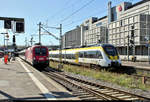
[25,45,49,67]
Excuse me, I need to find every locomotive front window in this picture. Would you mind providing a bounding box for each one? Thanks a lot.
[35,47,47,56]
[102,45,118,56]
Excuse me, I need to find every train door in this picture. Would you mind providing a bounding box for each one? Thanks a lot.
[75,52,79,63]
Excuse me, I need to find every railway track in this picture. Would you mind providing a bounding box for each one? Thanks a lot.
[19,57,150,101]
[50,60,150,85]
[43,68,150,101]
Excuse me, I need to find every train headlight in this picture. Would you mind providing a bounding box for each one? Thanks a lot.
[46,57,49,60]
[33,57,36,60]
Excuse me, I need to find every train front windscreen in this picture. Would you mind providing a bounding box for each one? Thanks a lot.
[34,47,47,56]
[102,45,118,56]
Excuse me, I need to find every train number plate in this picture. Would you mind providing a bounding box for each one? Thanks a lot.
[39,58,44,60]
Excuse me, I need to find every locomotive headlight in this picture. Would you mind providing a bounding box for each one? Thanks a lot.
[33,57,36,60]
[46,57,49,60]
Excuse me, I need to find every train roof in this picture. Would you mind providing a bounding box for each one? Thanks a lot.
[30,45,47,48]
[50,44,115,52]
[25,45,48,51]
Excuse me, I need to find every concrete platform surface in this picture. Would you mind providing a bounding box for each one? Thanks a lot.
[0,57,79,101]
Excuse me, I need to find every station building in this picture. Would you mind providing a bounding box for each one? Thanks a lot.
[62,0,150,61]
[108,0,150,60]
[62,26,81,48]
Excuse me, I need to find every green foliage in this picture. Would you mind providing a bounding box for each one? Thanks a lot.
[49,61,149,90]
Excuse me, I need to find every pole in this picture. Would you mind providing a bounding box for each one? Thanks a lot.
[31,36,33,46]
[6,29,8,50]
[148,45,150,64]
[59,24,62,68]
[25,37,27,49]
[133,37,135,58]
[127,35,129,61]
[4,34,5,52]
[39,22,41,44]
[11,21,16,52]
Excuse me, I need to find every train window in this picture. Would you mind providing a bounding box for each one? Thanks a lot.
[84,52,88,58]
[69,54,72,59]
[62,54,64,58]
[72,54,75,59]
[96,51,103,59]
[81,51,103,59]
[102,45,118,56]
[68,54,71,59]
[35,48,40,55]
[41,48,47,55]
[79,52,84,58]
[87,51,97,58]
[35,47,47,56]
[63,54,65,58]
[66,54,69,59]
[57,54,59,58]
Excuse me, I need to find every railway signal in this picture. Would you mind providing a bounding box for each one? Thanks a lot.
[16,21,24,33]
[131,26,134,38]
[4,20,11,29]
[13,35,16,43]
[130,39,134,44]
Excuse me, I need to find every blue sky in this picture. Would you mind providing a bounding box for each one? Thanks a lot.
[0,0,141,46]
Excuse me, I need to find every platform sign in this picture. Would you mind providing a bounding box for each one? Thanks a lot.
[4,20,11,29]
[0,17,24,33]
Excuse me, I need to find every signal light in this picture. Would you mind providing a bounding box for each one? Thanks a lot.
[131,26,134,38]
[4,20,11,29]
[130,40,134,44]
[16,22,24,33]
[13,35,16,43]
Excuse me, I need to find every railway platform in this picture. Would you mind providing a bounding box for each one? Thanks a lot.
[122,61,150,70]
[0,57,79,101]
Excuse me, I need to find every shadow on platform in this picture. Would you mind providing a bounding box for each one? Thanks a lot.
[0,90,77,101]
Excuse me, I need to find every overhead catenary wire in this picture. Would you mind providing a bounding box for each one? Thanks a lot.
[52,0,139,34]
[62,0,121,27]
[49,0,74,19]
[50,0,85,27]
[63,9,108,27]
[63,0,137,28]
[60,0,95,23]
